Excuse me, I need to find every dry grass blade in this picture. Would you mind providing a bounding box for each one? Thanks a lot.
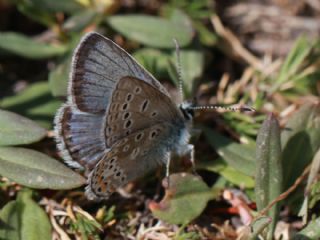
[211,15,263,71]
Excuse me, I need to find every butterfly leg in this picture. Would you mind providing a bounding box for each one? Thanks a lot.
[165,152,171,187]
[187,144,196,174]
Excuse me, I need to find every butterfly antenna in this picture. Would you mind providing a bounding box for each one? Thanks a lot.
[173,38,184,102]
[190,105,255,112]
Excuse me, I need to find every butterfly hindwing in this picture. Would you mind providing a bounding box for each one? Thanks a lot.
[54,105,107,170]
[86,123,174,200]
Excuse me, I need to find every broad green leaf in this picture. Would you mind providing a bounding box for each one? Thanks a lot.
[63,9,99,32]
[17,0,56,26]
[0,32,67,59]
[23,0,84,14]
[281,102,320,191]
[106,11,193,48]
[202,127,256,177]
[0,190,51,240]
[133,48,171,79]
[0,110,46,146]
[0,81,62,129]
[197,159,255,188]
[150,173,215,224]
[49,35,81,97]
[178,49,204,97]
[255,114,282,240]
[0,201,20,240]
[49,54,72,97]
[0,147,85,189]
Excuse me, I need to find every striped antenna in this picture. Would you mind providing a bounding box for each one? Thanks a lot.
[173,38,184,102]
[190,105,255,112]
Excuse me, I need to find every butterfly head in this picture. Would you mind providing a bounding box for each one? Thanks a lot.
[179,101,195,121]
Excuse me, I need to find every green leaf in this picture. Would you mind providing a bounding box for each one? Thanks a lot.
[17,0,56,26]
[299,148,320,222]
[133,48,171,79]
[193,21,217,46]
[23,0,85,14]
[293,217,320,240]
[0,201,20,240]
[281,102,320,191]
[202,127,256,177]
[0,110,46,146]
[106,11,193,48]
[63,10,99,32]
[247,217,272,240]
[278,37,311,83]
[0,147,85,189]
[0,190,51,240]
[150,173,215,224]
[49,35,82,97]
[49,54,71,97]
[197,159,255,188]
[255,113,282,240]
[0,32,67,59]
[271,36,313,93]
[0,81,62,129]
[177,49,204,97]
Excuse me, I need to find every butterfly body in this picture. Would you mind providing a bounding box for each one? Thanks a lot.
[55,32,193,200]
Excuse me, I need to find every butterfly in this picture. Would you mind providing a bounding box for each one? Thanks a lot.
[54,32,196,200]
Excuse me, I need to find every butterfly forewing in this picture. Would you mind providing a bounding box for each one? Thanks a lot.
[70,32,170,113]
[104,76,183,146]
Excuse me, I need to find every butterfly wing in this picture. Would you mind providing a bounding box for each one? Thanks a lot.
[104,76,184,146]
[55,32,173,170]
[69,32,171,113]
[86,123,179,200]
